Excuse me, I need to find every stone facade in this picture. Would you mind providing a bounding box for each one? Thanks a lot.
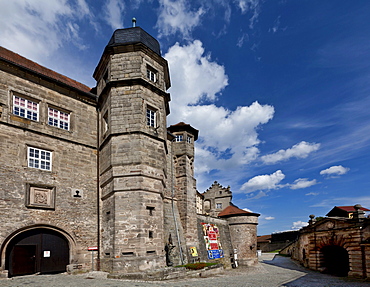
[0,27,259,278]
[284,205,370,279]
[203,181,232,217]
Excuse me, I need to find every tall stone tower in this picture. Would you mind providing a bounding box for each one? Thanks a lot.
[167,122,199,257]
[93,27,171,273]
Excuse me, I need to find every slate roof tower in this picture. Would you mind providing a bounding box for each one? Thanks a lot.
[94,27,171,273]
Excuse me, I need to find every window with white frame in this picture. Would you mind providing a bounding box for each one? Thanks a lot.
[28,147,52,171]
[175,134,183,142]
[48,107,70,130]
[13,95,39,121]
[146,67,157,83]
[187,136,192,143]
[146,108,156,127]
[216,203,222,209]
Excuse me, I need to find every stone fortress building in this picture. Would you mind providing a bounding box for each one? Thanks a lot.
[0,26,259,278]
[281,205,370,279]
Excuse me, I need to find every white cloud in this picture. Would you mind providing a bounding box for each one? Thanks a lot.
[306,192,319,196]
[156,0,204,38]
[241,170,285,193]
[165,40,228,107]
[289,178,318,190]
[320,165,350,177]
[261,141,320,164]
[234,0,262,29]
[291,221,308,230]
[265,216,275,220]
[103,0,125,30]
[243,208,253,213]
[165,40,274,175]
[0,0,92,65]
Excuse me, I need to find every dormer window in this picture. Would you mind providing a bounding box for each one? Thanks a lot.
[146,66,157,83]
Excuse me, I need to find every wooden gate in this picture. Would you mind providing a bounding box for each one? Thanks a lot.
[6,228,69,277]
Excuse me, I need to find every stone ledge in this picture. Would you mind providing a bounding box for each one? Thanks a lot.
[108,264,224,281]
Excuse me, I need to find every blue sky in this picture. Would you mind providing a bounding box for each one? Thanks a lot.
[1,0,369,235]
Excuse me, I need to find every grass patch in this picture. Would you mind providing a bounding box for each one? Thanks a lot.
[175,262,218,270]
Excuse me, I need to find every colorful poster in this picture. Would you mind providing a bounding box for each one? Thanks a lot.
[201,223,224,259]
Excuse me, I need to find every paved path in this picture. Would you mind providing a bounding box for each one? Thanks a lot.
[0,254,369,286]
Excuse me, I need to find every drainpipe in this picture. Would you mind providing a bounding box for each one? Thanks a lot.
[96,106,100,270]
[171,139,184,265]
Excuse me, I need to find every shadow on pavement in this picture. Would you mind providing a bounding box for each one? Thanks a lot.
[262,254,369,287]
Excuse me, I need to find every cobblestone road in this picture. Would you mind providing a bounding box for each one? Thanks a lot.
[1,254,368,286]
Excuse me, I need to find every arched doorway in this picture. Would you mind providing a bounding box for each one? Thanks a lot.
[5,228,69,277]
[321,245,349,277]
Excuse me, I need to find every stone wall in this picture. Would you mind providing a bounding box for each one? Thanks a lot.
[202,182,232,217]
[0,65,98,270]
[197,215,233,269]
[290,217,370,278]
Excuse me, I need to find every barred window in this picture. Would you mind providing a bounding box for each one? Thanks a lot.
[13,95,39,121]
[28,147,52,171]
[48,107,70,130]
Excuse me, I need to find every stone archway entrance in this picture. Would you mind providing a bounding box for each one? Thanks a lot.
[321,245,349,277]
[5,228,69,277]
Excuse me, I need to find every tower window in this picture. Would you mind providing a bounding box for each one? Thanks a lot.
[216,203,222,209]
[187,136,192,143]
[146,67,157,82]
[102,112,109,134]
[149,231,154,238]
[146,108,156,127]
[48,107,70,130]
[175,134,183,142]
[13,95,39,121]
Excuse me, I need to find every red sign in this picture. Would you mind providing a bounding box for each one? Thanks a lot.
[88,246,98,251]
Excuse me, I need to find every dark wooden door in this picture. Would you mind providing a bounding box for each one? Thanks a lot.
[11,245,36,276]
[40,232,69,274]
[7,229,69,277]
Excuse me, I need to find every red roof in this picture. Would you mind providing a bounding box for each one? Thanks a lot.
[335,206,370,212]
[257,234,272,243]
[218,205,253,217]
[0,46,92,94]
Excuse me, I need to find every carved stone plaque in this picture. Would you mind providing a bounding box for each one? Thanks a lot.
[27,186,55,209]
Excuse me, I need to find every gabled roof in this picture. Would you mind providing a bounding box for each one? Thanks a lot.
[0,46,93,95]
[218,205,259,217]
[326,205,370,217]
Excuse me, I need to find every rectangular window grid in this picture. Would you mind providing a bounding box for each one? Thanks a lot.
[175,135,183,142]
[146,108,156,127]
[187,136,192,143]
[28,147,52,171]
[13,95,39,121]
[48,107,69,130]
[147,69,157,82]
